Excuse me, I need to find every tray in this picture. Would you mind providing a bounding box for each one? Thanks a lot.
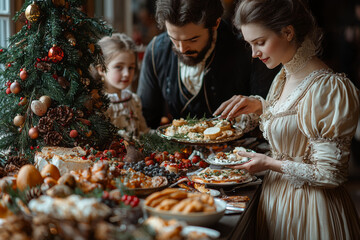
[156,123,244,146]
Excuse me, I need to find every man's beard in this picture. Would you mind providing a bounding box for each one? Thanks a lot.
[172,29,214,66]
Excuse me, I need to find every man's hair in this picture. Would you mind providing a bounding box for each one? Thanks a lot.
[155,0,224,29]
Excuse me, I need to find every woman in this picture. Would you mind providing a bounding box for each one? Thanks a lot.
[214,0,360,239]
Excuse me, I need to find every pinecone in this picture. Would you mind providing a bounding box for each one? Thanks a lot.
[7,156,29,168]
[36,61,52,72]
[47,106,74,126]
[38,116,53,133]
[44,131,63,146]
[25,187,42,202]
[0,167,6,178]
[4,163,19,175]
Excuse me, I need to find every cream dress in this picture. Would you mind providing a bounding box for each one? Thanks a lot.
[105,90,149,139]
[256,43,360,239]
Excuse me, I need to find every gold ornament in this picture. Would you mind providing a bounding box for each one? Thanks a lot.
[65,32,76,46]
[28,127,39,139]
[25,2,41,23]
[31,100,47,116]
[10,81,21,94]
[39,95,52,108]
[14,115,25,127]
[52,0,66,7]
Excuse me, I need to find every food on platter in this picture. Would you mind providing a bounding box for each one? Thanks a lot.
[118,168,168,189]
[144,189,226,226]
[144,188,216,213]
[157,117,243,144]
[206,146,254,166]
[220,195,250,208]
[190,167,251,184]
[28,195,111,222]
[34,146,92,175]
[145,216,184,240]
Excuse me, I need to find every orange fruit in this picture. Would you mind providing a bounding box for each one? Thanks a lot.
[16,165,43,191]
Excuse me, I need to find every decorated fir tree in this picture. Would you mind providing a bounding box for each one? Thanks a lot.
[0,0,117,159]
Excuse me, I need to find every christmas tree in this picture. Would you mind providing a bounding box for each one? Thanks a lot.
[0,0,117,159]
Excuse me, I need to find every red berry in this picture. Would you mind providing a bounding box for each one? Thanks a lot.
[199,161,209,168]
[0,49,3,52]
[70,130,78,138]
[145,160,154,166]
[121,195,128,202]
[191,155,201,164]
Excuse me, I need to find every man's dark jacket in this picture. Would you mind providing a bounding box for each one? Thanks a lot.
[137,21,279,128]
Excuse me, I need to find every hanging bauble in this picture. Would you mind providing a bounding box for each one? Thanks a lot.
[48,45,64,63]
[39,95,52,108]
[5,88,11,94]
[29,127,39,139]
[65,32,76,46]
[20,69,28,81]
[14,115,25,127]
[19,97,28,106]
[25,2,41,23]
[10,81,21,94]
[69,130,78,138]
[31,100,47,116]
[52,0,66,7]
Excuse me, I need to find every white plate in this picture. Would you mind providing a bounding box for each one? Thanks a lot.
[143,198,226,227]
[205,149,255,166]
[181,226,220,238]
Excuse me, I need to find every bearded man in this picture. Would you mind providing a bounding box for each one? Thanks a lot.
[137,0,279,128]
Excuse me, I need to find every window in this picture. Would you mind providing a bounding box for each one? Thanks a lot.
[0,0,14,70]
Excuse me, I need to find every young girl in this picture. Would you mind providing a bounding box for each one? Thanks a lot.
[95,33,149,139]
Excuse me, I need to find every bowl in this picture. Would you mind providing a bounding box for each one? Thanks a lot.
[143,198,226,227]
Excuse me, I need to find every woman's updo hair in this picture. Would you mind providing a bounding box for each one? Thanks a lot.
[234,0,322,51]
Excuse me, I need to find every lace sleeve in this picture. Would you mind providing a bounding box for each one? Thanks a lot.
[233,113,260,134]
[280,137,350,188]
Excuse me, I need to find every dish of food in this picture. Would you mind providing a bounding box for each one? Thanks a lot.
[205,147,255,166]
[189,167,254,187]
[144,197,226,227]
[156,118,244,145]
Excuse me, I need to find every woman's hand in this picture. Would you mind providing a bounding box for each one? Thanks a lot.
[213,95,262,120]
[229,151,282,174]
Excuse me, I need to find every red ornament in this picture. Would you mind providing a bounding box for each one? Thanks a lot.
[0,49,3,52]
[48,45,64,63]
[6,88,11,94]
[69,130,78,138]
[20,69,28,81]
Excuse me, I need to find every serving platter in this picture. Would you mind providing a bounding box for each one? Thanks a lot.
[205,148,256,166]
[143,198,226,227]
[156,123,244,145]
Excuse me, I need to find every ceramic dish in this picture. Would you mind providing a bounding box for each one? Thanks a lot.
[194,176,255,188]
[131,184,169,197]
[143,198,226,227]
[181,226,221,238]
[205,147,255,166]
